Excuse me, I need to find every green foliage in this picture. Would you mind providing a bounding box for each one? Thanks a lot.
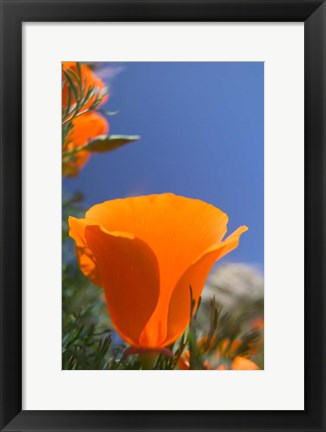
[62,193,112,369]
[62,63,109,128]
[62,309,112,370]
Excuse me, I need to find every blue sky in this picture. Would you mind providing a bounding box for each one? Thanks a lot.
[64,62,264,269]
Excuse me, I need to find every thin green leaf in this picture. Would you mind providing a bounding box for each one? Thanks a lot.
[63,70,78,101]
[85,135,140,153]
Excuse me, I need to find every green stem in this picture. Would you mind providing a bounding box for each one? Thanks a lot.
[62,107,91,125]
[62,144,88,158]
[139,352,158,370]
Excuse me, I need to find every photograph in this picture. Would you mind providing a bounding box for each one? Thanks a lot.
[62,61,264,371]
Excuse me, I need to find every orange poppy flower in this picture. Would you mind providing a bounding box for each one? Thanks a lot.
[68,194,248,349]
[231,356,260,370]
[63,111,109,177]
[62,62,108,113]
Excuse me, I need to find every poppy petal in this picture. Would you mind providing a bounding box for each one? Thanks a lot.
[165,225,248,346]
[68,216,102,287]
[85,194,230,347]
[83,224,160,347]
[85,194,229,254]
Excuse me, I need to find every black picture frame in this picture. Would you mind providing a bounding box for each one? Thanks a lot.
[1,0,325,431]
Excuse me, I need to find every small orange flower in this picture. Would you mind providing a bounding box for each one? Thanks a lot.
[62,62,108,113]
[216,364,228,370]
[177,356,190,370]
[63,112,109,177]
[231,356,260,370]
[69,194,248,349]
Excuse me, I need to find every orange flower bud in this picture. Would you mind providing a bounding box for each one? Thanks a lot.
[63,112,109,177]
